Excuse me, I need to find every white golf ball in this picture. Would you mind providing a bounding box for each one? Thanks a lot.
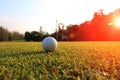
[42,37,57,52]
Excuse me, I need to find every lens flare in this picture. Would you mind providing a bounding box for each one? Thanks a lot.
[114,18,120,27]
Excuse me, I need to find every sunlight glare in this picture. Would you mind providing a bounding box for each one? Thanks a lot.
[114,18,120,27]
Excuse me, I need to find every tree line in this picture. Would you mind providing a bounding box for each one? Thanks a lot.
[51,8,120,41]
[24,8,120,41]
[0,26,24,41]
[24,31,50,41]
[1,8,120,41]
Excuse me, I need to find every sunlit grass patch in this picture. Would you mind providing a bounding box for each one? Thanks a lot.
[0,42,120,79]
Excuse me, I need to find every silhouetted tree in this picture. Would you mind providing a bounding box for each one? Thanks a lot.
[42,32,50,40]
[25,8,120,41]
[12,31,21,40]
[0,26,23,41]
[0,26,9,41]
[24,31,32,41]
[51,23,65,41]
[60,8,120,41]
[66,24,80,41]
[8,32,12,41]
[31,31,41,41]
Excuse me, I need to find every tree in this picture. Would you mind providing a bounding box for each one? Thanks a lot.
[42,32,50,40]
[31,31,41,41]
[8,32,12,41]
[66,24,80,41]
[51,23,66,41]
[0,26,9,41]
[24,31,32,41]
[12,31,20,40]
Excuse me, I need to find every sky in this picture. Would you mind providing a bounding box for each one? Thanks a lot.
[0,0,120,34]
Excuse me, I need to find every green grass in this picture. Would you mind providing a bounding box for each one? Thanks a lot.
[0,42,120,80]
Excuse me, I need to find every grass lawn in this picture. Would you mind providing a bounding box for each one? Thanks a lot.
[0,42,120,80]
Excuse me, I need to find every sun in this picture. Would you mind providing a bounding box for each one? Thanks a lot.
[114,18,120,27]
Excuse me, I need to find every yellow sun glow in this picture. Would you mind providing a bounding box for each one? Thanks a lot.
[114,18,120,27]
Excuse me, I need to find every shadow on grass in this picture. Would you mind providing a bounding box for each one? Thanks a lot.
[21,51,46,56]
[0,50,46,58]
